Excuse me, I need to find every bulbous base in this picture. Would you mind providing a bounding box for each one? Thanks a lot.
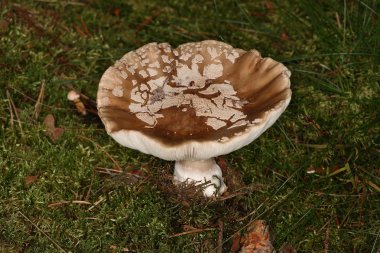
[173,158,227,197]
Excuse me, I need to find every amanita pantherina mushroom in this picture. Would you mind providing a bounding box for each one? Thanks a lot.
[97,40,291,197]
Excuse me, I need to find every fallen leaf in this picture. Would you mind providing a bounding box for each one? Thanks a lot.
[110,245,117,253]
[24,175,38,186]
[130,169,143,176]
[0,19,9,33]
[44,114,55,132]
[230,233,242,252]
[112,8,121,17]
[240,220,274,253]
[52,127,64,141]
[43,114,64,142]
[264,1,274,11]
[135,9,161,34]
[279,243,297,253]
[280,32,289,41]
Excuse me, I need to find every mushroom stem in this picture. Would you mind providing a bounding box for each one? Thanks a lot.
[173,158,227,197]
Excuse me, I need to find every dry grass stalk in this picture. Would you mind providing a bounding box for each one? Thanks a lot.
[18,211,67,253]
[33,80,45,120]
[6,90,24,135]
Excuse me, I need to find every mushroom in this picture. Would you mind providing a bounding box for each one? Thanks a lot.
[97,40,291,197]
[67,90,87,116]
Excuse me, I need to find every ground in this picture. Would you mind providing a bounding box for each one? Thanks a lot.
[0,0,379,252]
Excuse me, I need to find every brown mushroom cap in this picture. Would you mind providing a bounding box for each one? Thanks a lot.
[97,40,291,160]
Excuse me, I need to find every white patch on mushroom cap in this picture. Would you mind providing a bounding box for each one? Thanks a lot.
[225,50,240,63]
[161,55,171,64]
[147,76,167,90]
[98,97,110,107]
[135,112,156,126]
[140,83,149,91]
[203,63,224,79]
[127,65,137,75]
[119,70,128,79]
[179,53,192,61]
[139,70,149,78]
[218,136,229,143]
[149,61,161,68]
[228,119,249,129]
[192,54,204,64]
[206,118,227,130]
[175,64,205,88]
[129,102,148,113]
[112,86,124,97]
[207,47,221,60]
[163,66,172,73]
[147,68,158,76]
[148,101,163,114]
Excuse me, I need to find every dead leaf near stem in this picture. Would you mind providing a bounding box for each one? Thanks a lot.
[240,220,274,253]
[24,175,38,186]
[43,114,64,142]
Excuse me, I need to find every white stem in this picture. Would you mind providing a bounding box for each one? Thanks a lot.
[173,158,227,197]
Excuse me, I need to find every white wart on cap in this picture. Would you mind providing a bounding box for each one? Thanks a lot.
[97,40,291,197]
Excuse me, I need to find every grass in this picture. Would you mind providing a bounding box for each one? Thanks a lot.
[0,0,379,252]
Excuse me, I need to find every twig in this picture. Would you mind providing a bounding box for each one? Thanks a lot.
[6,90,14,129]
[324,227,330,253]
[85,171,95,201]
[87,196,105,211]
[370,229,380,253]
[6,90,24,136]
[168,228,215,238]
[71,200,91,205]
[74,25,87,37]
[95,167,123,175]
[48,200,92,207]
[78,135,122,170]
[79,16,90,36]
[217,219,224,253]
[335,12,342,29]
[36,0,86,6]
[34,80,45,120]
[48,201,69,207]
[18,211,67,253]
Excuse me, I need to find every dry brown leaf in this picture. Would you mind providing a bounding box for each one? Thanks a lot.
[230,233,242,252]
[24,175,38,186]
[110,245,129,252]
[52,127,64,141]
[0,19,9,33]
[240,220,274,253]
[43,114,55,131]
[280,32,289,41]
[279,243,297,253]
[43,114,63,141]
